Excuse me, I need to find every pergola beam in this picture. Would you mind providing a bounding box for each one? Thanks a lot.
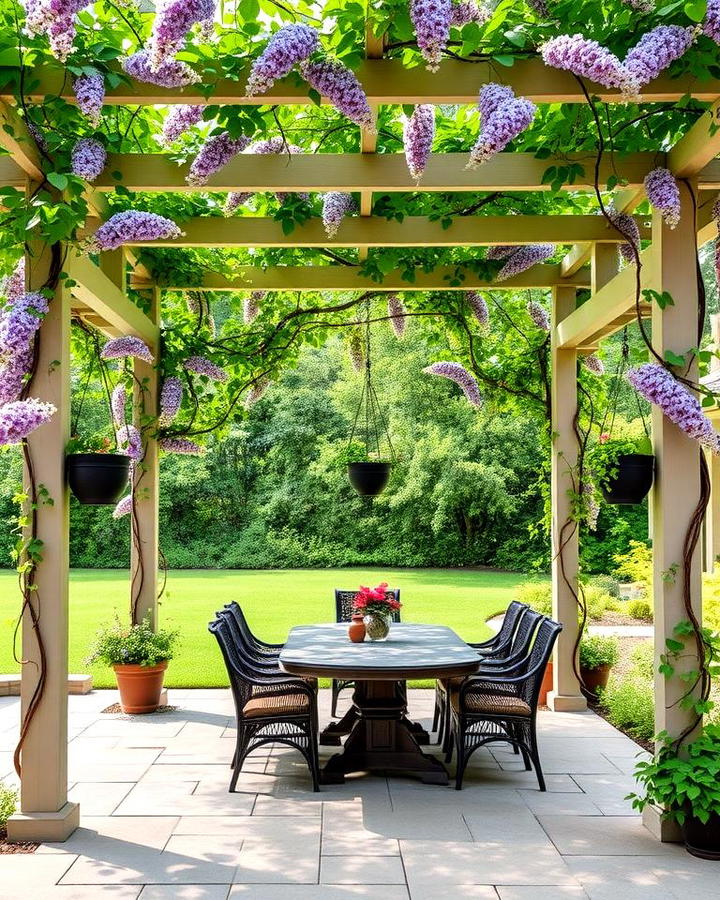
[0,101,43,181]
[0,155,28,188]
[13,59,720,105]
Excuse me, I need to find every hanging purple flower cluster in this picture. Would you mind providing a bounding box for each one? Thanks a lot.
[146,0,215,73]
[583,354,604,375]
[27,122,47,152]
[73,69,105,127]
[22,0,90,62]
[466,291,489,328]
[223,191,253,216]
[159,437,205,454]
[322,192,355,237]
[348,330,364,372]
[621,0,654,11]
[423,361,483,407]
[468,83,536,168]
[623,26,696,97]
[387,294,407,338]
[86,211,184,253]
[245,376,271,409]
[0,349,32,407]
[0,292,48,355]
[123,50,200,88]
[160,104,204,147]
[244,290,265,324]
[450,1,490,26]
[0,399,56,445]
[112,494,133,519]
[627,363,720,453]
[485,245,516,260]
[300,59,374,130]
[608,208,641,264]
[526,300,551,332]
[541,35,627,91]
[100,336,154,364]
[526,0,548,14]
[186,132,251,186]
[644,167,681,229]
[410,0,452,71]
[582,480,600,531]
[116,424,143,460]
[705,0,720,45]
[159,376,183,425]
[111,383,127,427]
[183,355,228,382]
[246,24,319,96]
[71,138,107,182]
[496,244,554,281]
[1,258,25,302]
[403,105,435,183]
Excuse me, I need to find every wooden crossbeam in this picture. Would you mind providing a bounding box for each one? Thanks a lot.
[95,151,659,193]
[149,263,590,292]
[0,155,27,188]
[0,101,43,181]
[128,214,651,248]
[12,59,720,106]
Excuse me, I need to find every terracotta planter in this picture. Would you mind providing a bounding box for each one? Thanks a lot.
[538,661,553,705]
[348,614,366,643]
[580,663,612,697]
[113,661,168,714]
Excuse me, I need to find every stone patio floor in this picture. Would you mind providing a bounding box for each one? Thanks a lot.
[0,688,717,899]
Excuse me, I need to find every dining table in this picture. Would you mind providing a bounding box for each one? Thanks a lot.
[279,622,481,785]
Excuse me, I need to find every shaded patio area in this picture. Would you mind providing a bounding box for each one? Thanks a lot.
[0,688,713,899]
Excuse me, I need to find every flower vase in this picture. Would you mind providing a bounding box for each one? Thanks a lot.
[348,613,366,643]
[364,613,391,642]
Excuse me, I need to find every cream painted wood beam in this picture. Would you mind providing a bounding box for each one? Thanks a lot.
[134,214,651,248]
[95,152,657,193]
[69,255,159,346]
[668,99,720,178]
[153,264,590,292]
[0,101,43,181]
[359,24,385,223]
[13,59,720,105]
[697,194,716,247]
[560,243,591,278]
[0,155,27,188]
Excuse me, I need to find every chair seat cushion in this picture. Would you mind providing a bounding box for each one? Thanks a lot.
[451,689,531,717]
[243,692,310,719]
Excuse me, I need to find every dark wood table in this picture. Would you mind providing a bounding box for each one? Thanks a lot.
[279,623,480,785]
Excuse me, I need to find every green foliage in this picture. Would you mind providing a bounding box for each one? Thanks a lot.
[602,641,656,741]
[587,574,620,598]
[66,434,114,454]
[585,585,613,621]
[613,540,653,592]
[516,581,552,616]
[587,436,653,490]
[0,782,17,827]
[702,573,720,634]
[627,598,653,621]
[86,617,179,668]
[579,634,619,670]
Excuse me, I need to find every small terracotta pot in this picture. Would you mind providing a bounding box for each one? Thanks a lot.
[580,663,612,697]
[348,614,366,643]
[538,661,553,705]
[113,661,168,714]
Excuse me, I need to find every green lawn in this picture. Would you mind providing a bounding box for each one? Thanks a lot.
[0,568,530,688]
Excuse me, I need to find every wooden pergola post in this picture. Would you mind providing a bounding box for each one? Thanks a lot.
[645,181,703,841]
[7,243,79,842]
[548,284,586,711]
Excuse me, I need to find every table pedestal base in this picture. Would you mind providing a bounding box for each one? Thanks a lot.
[320,679,447,785]
[320,683,430,747]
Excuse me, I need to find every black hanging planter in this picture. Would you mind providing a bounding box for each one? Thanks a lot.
[600,453,654,505]
[348,461,391,497]
[66,453,131,505]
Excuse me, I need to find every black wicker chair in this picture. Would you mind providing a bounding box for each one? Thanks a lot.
[222,601,284,658]
[209,616,320,792]
[448,617,562,791]
[331,587,401,717]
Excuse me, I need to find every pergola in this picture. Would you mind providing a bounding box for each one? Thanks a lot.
[2,25,718,846]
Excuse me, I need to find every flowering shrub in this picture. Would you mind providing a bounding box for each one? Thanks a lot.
[0,398,56,444]
[159,436,205,454]
[159,376,183,425]
[387,294,407,338]
[100,336,154,364]
[223,191,253,215]
[300,59,374,129]
[410,0,452,71]
[496,244,554,281]
[422,361,482,407]
[622,25,696,97]
[245,376,270,409]
[403,105,435,183]
[183,355,227,382]
[468,84,536,167]
[322,192,355,237]
[246,23,319,96]
[23,0,90,62]
[705,0,720,44]
[186,132,251,186]
[465,291,489,328]
[353,582,401,617]
[116,424,143,461]
[526,300,551,331]
[112,494,133,519]
[73,69,105,127]
[485,245,516,260]
[71,138,107,181]
[146,0,215,73]
[123,50,200,88]
[111,384,127,428]
[450,1,490,26]
[1,258,25,302]
[541,35,627,90]
[583,354,604,375]
[644,168,681,229]
[243,290,265,324]
[86,616,179,667]
[87,212,183,253]
[0,291,48,355]
[160,104,204,146]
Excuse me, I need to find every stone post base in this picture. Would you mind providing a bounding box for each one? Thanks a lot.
[546,691,587,712]
[7,800,79,842]
[643,805,683,843]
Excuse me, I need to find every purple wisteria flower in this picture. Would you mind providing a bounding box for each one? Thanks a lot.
[159,376,183,425]
[116,424,143,460]
[223,191,253,215]
[348,330,364,372]
[526,0,548,14]
[583,354,604,375]
[186,132,251,186]
[450,0,491,25]
[644,167,681,229]
[73,68,105,127]
[112,494,133,519]
[627,363,720,453]
[160,104,204,146]
[0,348,32,406]
[146,0,216,72]
[123,50,200,88]
[466,291,489,328]
[245,376,271,409]
[403,105,435,183]
[387,294,407,338]
[468,84,536,168]
[71,138,107,181]
[300,59,374,130]
[705,0,720,44]
[159,437,205,454]
[183,355,228,382]
[111,383,127,427]
[23,0,90,62]
[246,23,319,96]
[0,398,56,445]
[622,0,653,11]
[623,26,696,97]
[496,244,554,281]
[86,211,184,252]
[485,245,517,260]
[541,34,627,90]
[582,480,600,531]
[243,290,265,324]
[609,208,641,264]
[0,292,48,355]
[27,122,47,152]
[1,258,25,302]
[526,300,551,332]
[423,361,483,407]
[410,0,452,71]
[100,336,154,364]
[322,192,355,237]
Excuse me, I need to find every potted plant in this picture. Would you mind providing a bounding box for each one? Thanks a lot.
[66,434,131,505]
[87,617,178,714]
[342,442,391,497]
[588,435,654,505]
[579,634,620,697]
[629,725,720,859]
[353,582,401,641]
